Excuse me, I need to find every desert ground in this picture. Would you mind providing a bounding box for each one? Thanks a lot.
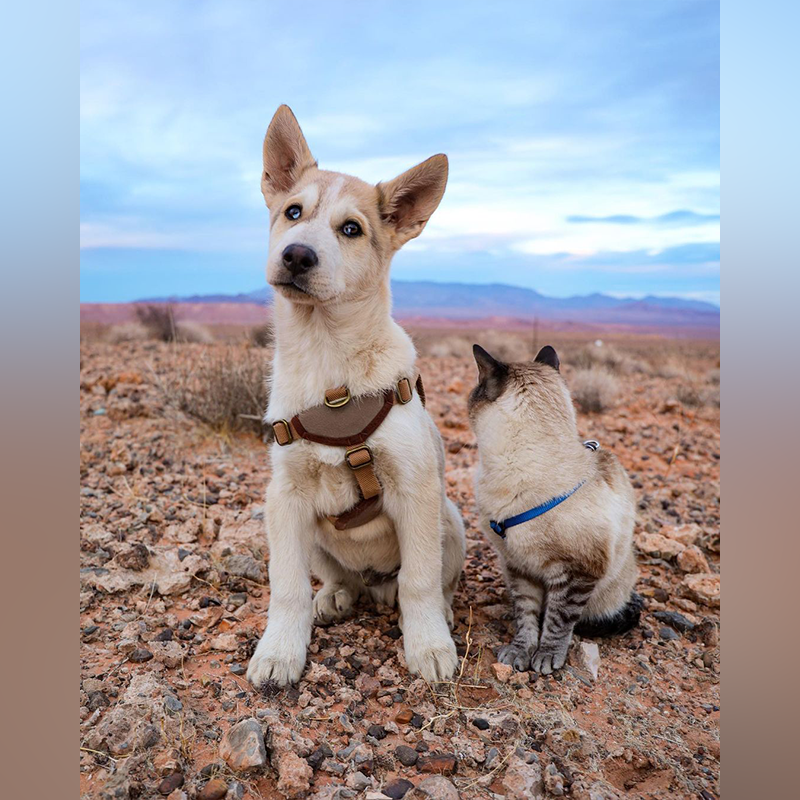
[80,318,720,800]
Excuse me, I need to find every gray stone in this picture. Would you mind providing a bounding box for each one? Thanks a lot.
[219,718,267,772]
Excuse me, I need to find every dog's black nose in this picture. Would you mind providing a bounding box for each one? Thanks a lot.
[281,244,318,276]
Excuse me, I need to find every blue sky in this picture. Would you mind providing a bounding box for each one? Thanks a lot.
[80,1,719,305]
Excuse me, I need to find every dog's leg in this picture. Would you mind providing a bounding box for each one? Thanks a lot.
[311,543,358,625]
[247,480,315,687]
[386,486,459,682]
[440,497,466,629]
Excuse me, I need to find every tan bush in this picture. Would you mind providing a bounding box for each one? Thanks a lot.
[249,322,275,348]
[570,343,649,375]
[160,346,269,434]
[105,322,150,343]
[570,367,620,413]
[174,320,214,344]
[134,304,178,341]
[706,368,720,385]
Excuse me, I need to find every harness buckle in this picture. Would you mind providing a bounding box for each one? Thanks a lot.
[345,444,373,470]
[396,377,413,404]
[489,520,506,539]
[273,419,293,446]
[324,387,351,408]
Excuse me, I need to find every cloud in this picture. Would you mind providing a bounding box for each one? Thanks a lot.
[568,210,719,226]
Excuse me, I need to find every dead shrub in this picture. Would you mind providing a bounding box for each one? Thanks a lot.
[706,368,720,385]
[160,346,269,434]
[135,304,178,341]
[570,367,620,413]
[570,343,649,375]
[174,320,214,344]
[106,322,150,343]
[249,322,275,348]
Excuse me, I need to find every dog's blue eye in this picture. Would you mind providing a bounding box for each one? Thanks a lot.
[341,221,362,238]
[285,205,302,221]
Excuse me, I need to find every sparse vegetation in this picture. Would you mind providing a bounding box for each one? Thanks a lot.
[160,346,269,434]
[569,342,650,375]
[105,322,150,344]
[570,367,620,413]
[248,321,275,348]
[132,304,213,343]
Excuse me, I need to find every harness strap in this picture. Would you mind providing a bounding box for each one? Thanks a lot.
[271,374,424,530]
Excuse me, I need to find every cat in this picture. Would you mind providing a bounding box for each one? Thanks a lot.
[468,343,641,674]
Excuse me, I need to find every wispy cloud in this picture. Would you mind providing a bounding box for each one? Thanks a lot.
[80,0,719,302]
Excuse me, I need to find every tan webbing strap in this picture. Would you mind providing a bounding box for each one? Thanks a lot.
[272,418,299,446]
[324,385,350,407]
[415,374,426,407]
[396,377,413,404]
[345,445,380,500]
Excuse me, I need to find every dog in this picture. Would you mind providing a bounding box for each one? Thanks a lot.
[246,105,466,687]
[468,344,640,674]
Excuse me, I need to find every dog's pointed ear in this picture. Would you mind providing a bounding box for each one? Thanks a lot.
[534,345,560,372]
[262,105,317,204]
[378,154,448,247]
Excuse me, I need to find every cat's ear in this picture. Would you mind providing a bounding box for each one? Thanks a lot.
[473,344,508,400]
[534,345,560,372]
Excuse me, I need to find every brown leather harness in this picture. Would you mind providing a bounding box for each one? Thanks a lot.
[271,375,426,531]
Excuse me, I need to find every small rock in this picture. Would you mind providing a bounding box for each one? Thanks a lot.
[367,724,388,740]
[409,775,460,799]
[417,753,457,776]
[384,779,415,799]
[652,610,695,633]
[350,772,372,791]
[219,718,267,772]
[472,717,490,731]
[208,633,238,652]
[543,763,566,796]
[197,778,228,800]
[682,573,720,607]
[276,751,313,798]
[229,664,247,676]
[129,648,153,663]
[86,691,110,711]
[576,641,601,680]
[395,707,414,724]
[395,745,419,766]
[116,543,150,571]
[636,533,684,560]
[659,627,680,641]
[158,773,184,795]
[502,754,543,800]
[662,523,702,547]
[677,545,710,574]
[224,554,263,582]
[491,662,513,683]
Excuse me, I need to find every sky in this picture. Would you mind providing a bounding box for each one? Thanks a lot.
[80,1,720,305]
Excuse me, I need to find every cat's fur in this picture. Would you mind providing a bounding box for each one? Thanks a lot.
[468,344,640,674]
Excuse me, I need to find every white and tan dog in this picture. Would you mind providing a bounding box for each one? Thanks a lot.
[247,106,466,687]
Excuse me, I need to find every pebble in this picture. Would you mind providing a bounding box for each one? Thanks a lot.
[368,723,388,740]
[129,647,153,663]
[417,753,458,776]
[652,610,695,632]
[395,707,414,724]
[659,627,680,641]
[491,662,514,683]
[157,773,184,795]
[219,718,267,771]
[197,778,228,800]
[472,717,490,730]
[395,744,419,766]
[411,775,460,799]
[383,779,414,799]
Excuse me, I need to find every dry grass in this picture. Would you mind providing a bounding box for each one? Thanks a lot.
[105,322,151,344]
[132,305,214,344]
[158,346,269,434]
[570,367,620,413]
[568,342,650,375]
[248,322,275,348]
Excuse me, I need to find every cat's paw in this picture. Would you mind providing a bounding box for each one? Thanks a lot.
[498,642,533,672]
[530,645,569,675]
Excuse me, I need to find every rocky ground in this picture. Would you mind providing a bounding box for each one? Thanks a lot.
[80,336,720,800]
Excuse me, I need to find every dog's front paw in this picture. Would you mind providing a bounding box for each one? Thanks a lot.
[530,645,569,675]
[498,642,533,672]
[247,640,306,688]
[405,634,458,682]
[313,585,355,625]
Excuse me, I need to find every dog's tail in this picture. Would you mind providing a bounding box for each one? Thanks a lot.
[574,592,642,638]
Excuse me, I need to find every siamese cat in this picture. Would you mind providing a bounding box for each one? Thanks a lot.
[468,344,640,674]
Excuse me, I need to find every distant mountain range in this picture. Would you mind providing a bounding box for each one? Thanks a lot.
[138,280,719,331]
